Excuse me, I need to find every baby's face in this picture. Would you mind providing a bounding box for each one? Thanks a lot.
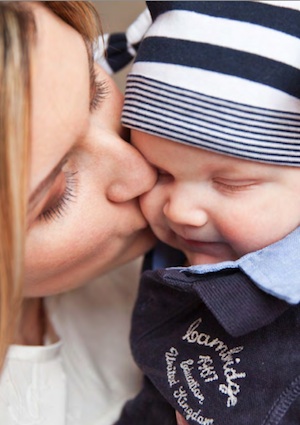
[132,130,300,265]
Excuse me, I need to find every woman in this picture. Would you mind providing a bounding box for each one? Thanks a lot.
[0,2,156,424]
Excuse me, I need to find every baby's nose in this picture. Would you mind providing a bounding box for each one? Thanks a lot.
[163,193,208,228]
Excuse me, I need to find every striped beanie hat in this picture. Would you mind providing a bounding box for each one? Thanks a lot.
[122,1,300,166]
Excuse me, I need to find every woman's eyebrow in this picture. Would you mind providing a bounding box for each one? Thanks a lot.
[28,156,67,215]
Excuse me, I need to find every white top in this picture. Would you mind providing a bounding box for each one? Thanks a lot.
[0,258,143,425]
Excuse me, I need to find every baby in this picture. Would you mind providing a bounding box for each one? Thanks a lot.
[117,2,300,424]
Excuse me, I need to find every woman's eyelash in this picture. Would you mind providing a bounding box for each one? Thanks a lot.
[90,80,109,111]
[90,64,109,111]
[39,171,78,223]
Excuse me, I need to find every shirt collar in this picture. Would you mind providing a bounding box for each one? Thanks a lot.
[153,267,289,337]
[166,227,300,305]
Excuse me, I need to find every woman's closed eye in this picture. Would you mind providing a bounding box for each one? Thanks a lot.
[37,66,108,224]
[89,64,109,111]
[38,170,78,223]
[90,78,109,111]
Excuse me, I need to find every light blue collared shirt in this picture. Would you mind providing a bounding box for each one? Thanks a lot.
[181,227,300,304]
[154,227,300,305]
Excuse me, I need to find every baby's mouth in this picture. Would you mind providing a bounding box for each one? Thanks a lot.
[176,235,238,264]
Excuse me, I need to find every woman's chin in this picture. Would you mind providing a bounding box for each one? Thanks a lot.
[120,226,157,265]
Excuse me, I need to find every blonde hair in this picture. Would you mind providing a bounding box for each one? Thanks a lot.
[0,1,101,370]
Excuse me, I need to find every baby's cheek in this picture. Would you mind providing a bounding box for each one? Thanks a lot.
[223,222,272,257]
[217,216,257,256]
[138,193,153,223]
[139,189,163,224]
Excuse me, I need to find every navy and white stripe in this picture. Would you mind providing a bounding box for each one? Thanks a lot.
[124,75,300,165]
[122,1,300,166]
[94,9,151,75]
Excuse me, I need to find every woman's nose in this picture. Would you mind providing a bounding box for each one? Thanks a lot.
[107,141,157,203]
[163,190,208,228]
